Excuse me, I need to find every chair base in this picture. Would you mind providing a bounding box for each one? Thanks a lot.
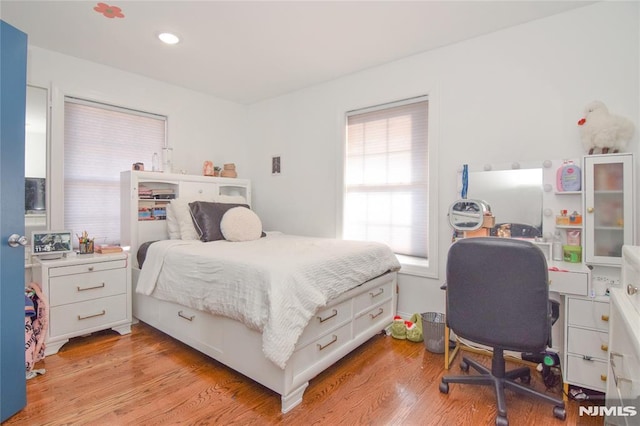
[440,349,566,425]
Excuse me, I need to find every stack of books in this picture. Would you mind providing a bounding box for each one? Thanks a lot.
[138,185,153,199]
[95,244,123,254]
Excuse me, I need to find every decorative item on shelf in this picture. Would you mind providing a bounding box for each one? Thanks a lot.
[563,245,582,263]
[569,211,582,225]
[132,162,144,171]
[77,230,94,254]
[213,166,221,177]
[203,160,214,176]
[221,163,237,178]
[556,210,570,225]
[162,147,173,173]
[578,100,634,155]
[152,152,160,172]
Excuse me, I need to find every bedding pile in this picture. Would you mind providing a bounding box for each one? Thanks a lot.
[136,233,401,368]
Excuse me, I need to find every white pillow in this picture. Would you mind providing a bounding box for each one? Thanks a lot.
[170,198,201,240]
[220,207,263,242]
[165,203,181,240]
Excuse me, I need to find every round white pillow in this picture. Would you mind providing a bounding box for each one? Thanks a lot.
[220,207,263,242]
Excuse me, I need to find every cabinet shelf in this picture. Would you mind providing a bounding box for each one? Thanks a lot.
[555,191,582,195]
[556,225,583,229]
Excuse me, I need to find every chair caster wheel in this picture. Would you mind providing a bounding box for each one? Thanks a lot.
[553,406,566,420]
[439,382,449,394]
[460,360,469,372]
[495,415,509,426]
[520,374,531,384]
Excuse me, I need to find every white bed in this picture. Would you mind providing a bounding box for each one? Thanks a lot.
[133,197,399,413]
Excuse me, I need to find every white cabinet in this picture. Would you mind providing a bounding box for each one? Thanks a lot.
[605,247,640,425]
[120,170,251,262]
[33,252,131,355]
[583,153,634,266]
[564,296,610,393]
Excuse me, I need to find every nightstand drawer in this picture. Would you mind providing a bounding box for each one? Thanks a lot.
[50,294,128,337]
[49,267,127,306]
[567,298,610,331]
[567,327,609,360]
[48,259,126,277]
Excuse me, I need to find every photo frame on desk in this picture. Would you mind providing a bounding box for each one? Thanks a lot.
[32,230,73,259]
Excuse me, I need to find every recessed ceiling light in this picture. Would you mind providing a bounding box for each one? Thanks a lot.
[158,32,180,45]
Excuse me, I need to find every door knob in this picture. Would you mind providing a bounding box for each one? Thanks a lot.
[8,234,27,248]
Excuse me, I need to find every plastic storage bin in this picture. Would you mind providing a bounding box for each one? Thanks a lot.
[421,312,446,354]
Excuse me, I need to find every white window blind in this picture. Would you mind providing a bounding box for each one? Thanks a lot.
[64,99,166,245]
[344,98,429,258]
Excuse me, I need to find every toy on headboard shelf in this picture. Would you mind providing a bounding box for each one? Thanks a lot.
[577,100,634,155]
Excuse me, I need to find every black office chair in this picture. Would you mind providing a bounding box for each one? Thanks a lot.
[439,237,566,426]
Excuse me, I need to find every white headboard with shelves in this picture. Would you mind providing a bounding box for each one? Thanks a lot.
[120,170,252,266]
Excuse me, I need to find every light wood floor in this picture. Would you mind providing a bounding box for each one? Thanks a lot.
[7,322,603,425]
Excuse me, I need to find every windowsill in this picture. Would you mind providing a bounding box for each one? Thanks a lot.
[395,254,435,278]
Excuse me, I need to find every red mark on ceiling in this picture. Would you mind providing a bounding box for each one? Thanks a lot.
[94,3,125,19]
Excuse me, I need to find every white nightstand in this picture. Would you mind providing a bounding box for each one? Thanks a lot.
[33,252,132,355]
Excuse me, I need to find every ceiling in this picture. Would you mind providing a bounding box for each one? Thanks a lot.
[2,1,595,105]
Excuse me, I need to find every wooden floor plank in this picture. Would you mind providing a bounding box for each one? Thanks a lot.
[6,323,603,425]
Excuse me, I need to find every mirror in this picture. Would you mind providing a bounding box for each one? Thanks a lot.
[467,167,543,238]
[448,199,491,231]
[25,85,48,237]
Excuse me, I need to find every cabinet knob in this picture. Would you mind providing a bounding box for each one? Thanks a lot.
[601,344,608,352]
[587,207,594,213]
[600,374,607,382]
[88,266,94,272]
[601,314,609,322]
[628,284,639,295]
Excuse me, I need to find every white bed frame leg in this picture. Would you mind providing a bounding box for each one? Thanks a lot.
[281,381,309,414]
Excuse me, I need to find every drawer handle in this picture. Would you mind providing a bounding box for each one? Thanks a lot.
[582,355,593,361]
[601,344,608,352]
[88,266,94,272]
[601,314,609,322]
[78,310,106,320]
[369,307,384,319]
[317,335,338,351]
[369,288,384,298]
[77,282,105,292]
[317,309,338,323]
[178,311,195,321]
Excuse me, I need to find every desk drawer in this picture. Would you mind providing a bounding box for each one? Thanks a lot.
[566,354,607,392]
[49,267,126,306]
[567,298,610,331]
[548,270,588,296]
[567,327,609,361]
[50,294,127,337]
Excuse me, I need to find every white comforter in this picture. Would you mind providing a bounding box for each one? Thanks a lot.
[136,233,401,368]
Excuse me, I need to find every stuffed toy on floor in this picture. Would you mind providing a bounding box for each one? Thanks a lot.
[577,100,634,154]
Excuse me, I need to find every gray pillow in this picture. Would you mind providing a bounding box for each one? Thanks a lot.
[188,201,250,242]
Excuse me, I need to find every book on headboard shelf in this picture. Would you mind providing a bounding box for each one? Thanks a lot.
[95,244,123,254]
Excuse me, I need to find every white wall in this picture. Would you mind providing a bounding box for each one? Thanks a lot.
[26,46,249,229]
[245,2,640,317]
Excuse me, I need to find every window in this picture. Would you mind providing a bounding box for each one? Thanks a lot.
[64,98,166,244]
[344,97,433,273]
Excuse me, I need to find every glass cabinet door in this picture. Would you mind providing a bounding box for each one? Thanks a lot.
[584,154,634,266]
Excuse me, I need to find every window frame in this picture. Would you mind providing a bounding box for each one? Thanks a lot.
[338,92,439,279]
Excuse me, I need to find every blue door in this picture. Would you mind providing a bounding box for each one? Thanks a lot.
[0,20,28,422]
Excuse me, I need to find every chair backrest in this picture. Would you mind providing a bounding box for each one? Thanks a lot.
[446,237,550,352]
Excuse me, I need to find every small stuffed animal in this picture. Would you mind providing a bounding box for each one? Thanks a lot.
[577,100,634,154]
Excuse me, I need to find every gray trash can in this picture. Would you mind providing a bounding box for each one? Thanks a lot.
[421,312,446,354]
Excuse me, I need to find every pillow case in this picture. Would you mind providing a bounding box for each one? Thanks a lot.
[220,207,263,242]
[165,203,181,240]
[170,197,202,240]
[189,201,250,242]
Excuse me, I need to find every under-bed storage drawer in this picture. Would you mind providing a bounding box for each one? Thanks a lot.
[50,294,128,337]
[158,301,223,354]
[297,299,352,347]
[354,298,394,337]
[290,322,352,372]
[353,281,393,315]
